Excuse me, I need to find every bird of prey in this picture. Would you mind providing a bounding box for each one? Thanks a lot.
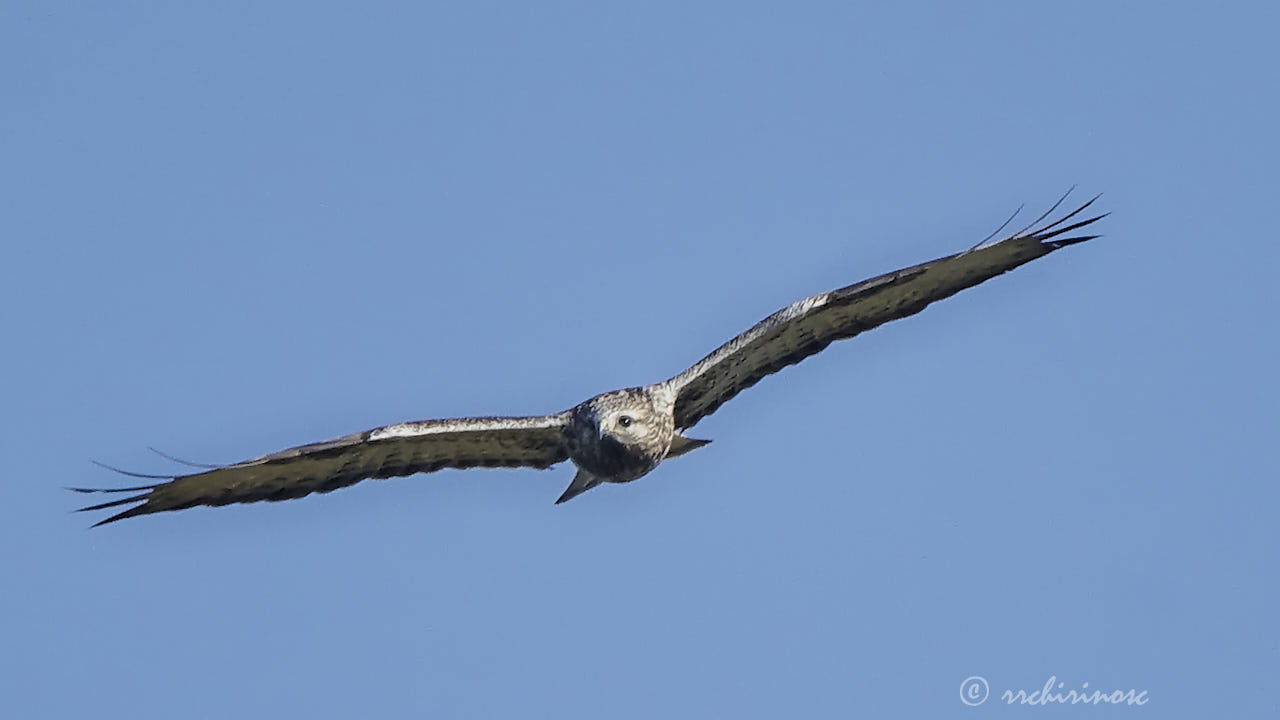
[74,193,1105,525]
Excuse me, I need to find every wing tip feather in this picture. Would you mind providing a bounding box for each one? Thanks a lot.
[72,490,157,527]
[90,505,153,527]
[1045,232,1103,249]
[1019,191,1107,249]
[71,473,167,527]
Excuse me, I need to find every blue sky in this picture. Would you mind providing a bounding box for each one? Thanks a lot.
[2,2,1276,717]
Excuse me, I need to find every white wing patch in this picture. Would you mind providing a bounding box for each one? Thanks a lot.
[368,415,565,441]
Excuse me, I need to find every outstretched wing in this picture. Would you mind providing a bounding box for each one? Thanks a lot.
[75,413,571,525]
[663,194,1105,429]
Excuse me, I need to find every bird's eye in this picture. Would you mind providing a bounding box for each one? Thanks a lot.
[618,415,633,428]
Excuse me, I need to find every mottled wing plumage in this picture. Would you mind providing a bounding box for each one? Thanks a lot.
[664,197,1105,429]
[75,414,571,525]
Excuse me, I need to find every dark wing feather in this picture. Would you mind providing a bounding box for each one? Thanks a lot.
[75,413,571,525]
[664,196,1105,429]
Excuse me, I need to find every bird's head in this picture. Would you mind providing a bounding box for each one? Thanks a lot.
[572,388,673,453]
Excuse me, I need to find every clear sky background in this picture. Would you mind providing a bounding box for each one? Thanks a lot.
[2,2,1276,718]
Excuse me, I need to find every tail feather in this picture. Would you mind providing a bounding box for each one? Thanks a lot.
[555,469,603,504]
[666,434,711,459]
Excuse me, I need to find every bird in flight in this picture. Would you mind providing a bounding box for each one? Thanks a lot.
[75,193,1105,525]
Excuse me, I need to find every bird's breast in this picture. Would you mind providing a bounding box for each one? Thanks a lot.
[565,432,661,483]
